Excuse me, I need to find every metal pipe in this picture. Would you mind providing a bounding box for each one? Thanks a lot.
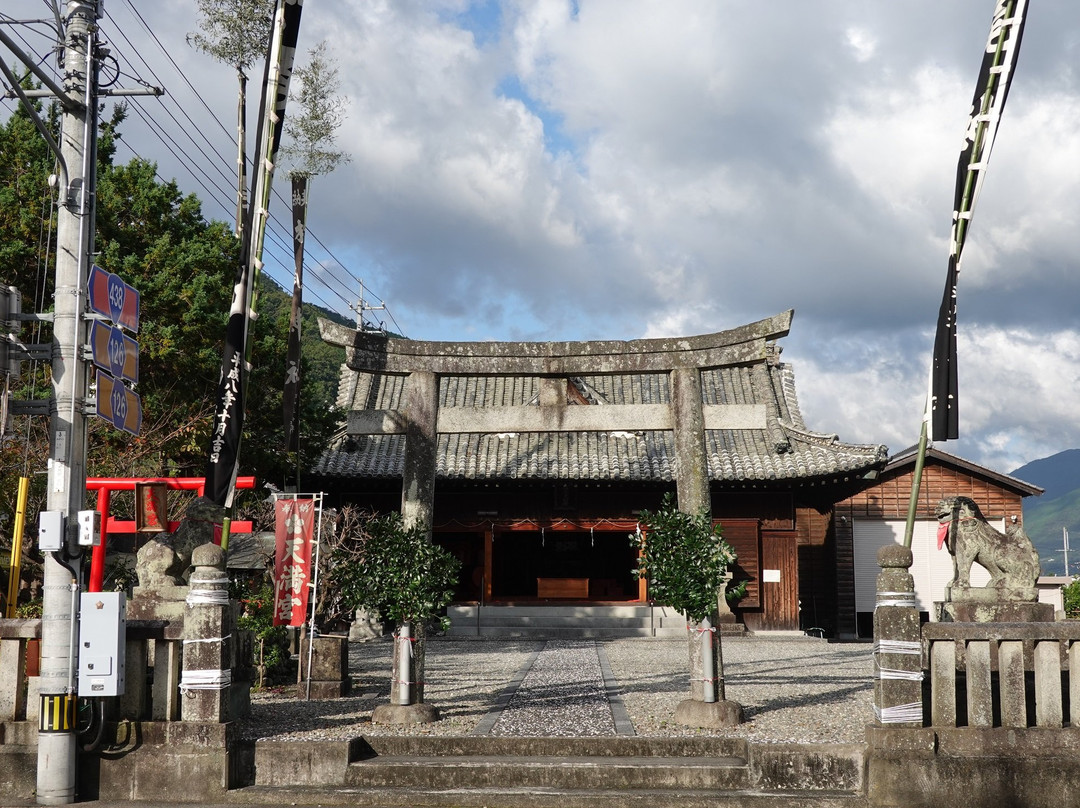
[0,27,80,105]
[395,622,413,705]
[304,493,324,701]
[700,617,717,703]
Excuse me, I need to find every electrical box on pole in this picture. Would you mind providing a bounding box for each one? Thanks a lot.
[77,509,101,547]
[77,591,126,697]
[38,511,65,553]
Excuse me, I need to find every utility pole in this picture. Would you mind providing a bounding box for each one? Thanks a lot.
[2,3,159,802]
[36,2,98,803]
[1064,527,1070,578]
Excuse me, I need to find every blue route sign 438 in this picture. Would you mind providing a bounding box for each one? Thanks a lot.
[88,265,139,332]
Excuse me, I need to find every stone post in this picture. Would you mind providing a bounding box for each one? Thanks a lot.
[670,366,709,515]
[716,571,736,624]
[401,370,437,534]
[676,615,742,728]
[872,545,923,727]
[180,543,233,723]
[373,620,438,725]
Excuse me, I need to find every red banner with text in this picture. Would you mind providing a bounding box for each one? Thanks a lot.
[273,497,315,627]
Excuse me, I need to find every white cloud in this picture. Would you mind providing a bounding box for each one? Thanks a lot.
[13,0,1078,473]
[845,27,878,63]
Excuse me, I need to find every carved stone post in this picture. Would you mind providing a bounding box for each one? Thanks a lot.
[376,368,440,725]
[180,543,233,722]
[872,545,923,727]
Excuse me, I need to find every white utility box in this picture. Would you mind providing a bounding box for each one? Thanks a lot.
[78,591,127,697]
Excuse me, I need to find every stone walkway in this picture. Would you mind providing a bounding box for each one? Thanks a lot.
[241,636,874,744]
[477,641,633,736]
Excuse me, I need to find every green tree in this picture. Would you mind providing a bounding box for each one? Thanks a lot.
[329,510,460,631]
[280,40,350,179]
[633,493,736,623]
[633,493,743,725]
[188,0,275,235]
[1063,577,1080,619]
[328,508,460,711]
[0,101,340,486]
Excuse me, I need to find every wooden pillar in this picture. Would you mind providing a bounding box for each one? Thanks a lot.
[402,370,437,537]
[484,526,494,603]
[671,366,709,516]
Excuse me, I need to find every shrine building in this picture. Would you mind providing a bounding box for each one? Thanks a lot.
[311,310,888,633]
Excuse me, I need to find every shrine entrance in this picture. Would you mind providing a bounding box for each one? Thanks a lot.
[435,520,644,604]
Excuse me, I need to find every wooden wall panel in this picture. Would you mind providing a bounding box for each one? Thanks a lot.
[743,532,799,632]
[718,519,760,609]
[840,466,1025,522]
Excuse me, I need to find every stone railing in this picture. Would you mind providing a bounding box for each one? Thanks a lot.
[872,544,1080,730]
[0,618,41,723]
[922,622,1080,728]
[120,619,184,721]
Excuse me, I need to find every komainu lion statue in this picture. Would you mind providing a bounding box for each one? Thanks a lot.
[936,496,1040,599]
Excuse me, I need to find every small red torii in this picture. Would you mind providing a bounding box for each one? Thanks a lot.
[85,476,255,593]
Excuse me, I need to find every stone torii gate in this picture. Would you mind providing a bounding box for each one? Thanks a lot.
[318,309,793,530]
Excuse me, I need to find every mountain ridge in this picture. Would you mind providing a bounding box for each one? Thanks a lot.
[1011,449,1080,577]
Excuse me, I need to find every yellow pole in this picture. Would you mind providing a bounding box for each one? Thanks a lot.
[5,476,30,618]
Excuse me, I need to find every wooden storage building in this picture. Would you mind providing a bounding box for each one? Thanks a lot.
[834,446,1043,638]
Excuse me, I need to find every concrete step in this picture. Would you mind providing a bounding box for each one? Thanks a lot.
[446,606,747,638]
[346,753,750,790]
[353,733,748,758]
[226,784,868,808]
[472,626,656,639]
[248,736,866,806]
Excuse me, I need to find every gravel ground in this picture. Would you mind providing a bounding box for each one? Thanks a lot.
[605,636,875,744]
[236,635,874,744]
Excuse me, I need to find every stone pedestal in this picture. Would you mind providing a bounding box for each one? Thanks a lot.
[372,702,439,724]
[180,543,233,723]
[940,600,1055,623]
[298,634,350,699]
[674,698,743,728]
[127,585,187,624]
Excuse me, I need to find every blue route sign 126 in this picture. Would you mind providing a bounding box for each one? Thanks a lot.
[89,321,139,384]
[95,371,142,436]
[87,264,139,332]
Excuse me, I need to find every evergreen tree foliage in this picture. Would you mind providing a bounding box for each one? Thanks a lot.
[632,493,737,623]
[0,102,343,495]
[329,510,461,631]
[187,0,275,75]
[280,41,350,179]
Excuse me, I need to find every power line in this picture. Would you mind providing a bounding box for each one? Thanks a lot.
[106,1,405,334]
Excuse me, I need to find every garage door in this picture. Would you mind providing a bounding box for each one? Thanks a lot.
[853,518,992,617]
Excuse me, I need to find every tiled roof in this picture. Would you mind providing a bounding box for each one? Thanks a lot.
[314,360,888,485]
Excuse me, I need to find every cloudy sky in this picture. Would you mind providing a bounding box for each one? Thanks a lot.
[3,1,1079,476]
